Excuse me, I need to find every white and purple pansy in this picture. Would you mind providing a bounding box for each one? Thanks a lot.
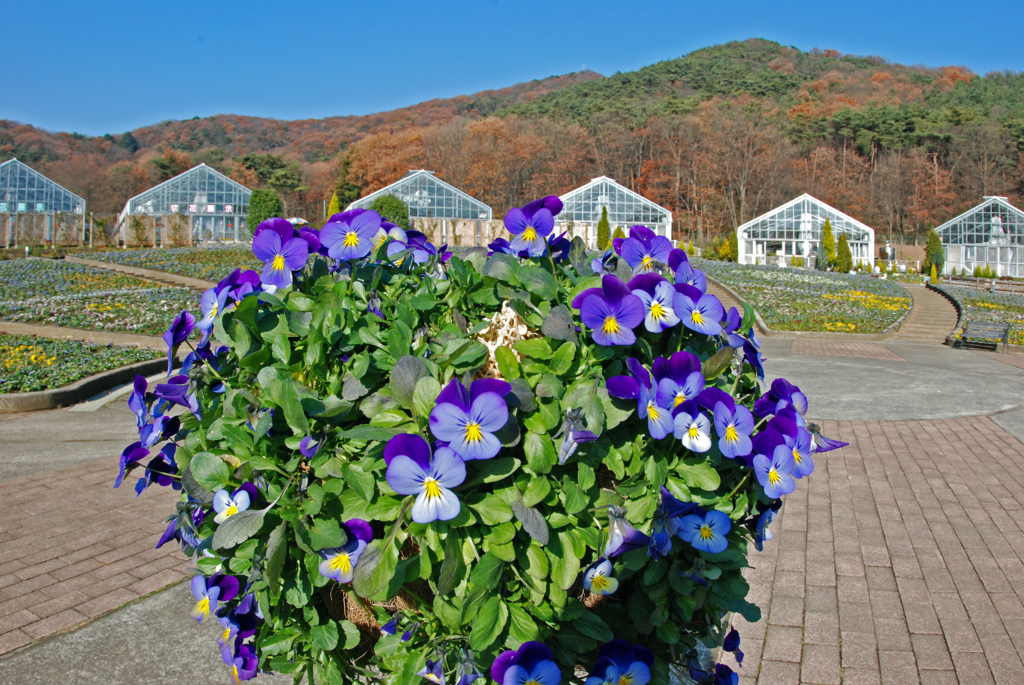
[189,574,238,624]
[572,275,646,347]
[627,273,681,333]
[613,224,673,273]
[752,429,797,499]
[678,509,732,554]
[318,519,373,583]
[606,358,674,440]
[491,641,562,685]
[652,351,705,409]
[503,196,562,257]
[673,282,725,336]
[714,400,755,461]
[584,640,654,685]
[673,401,712,453]
[604,505,652,558]
[583,558,618,596]
[213,484,256,524]
[384,434,466,524]
[428,378,510,461]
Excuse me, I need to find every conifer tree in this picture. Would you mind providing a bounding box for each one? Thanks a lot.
[597,207,610,250]
[821,218,837,268]
[837,233,853,272]
[327,193,340,218]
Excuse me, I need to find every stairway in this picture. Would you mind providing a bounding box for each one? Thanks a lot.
[892,284,959,343]
[704,279,746,316]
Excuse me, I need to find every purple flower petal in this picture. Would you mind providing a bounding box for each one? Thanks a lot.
[469,392,509,433]
[606,376,640,399]
[383,434,431,469]
[252,228,282,264]
[469,378,510,404]
[435,378,470,412]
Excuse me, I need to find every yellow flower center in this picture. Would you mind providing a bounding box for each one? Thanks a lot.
[646,402,661,420]
[690,309,705,325]
[619,676,633,685]
[700,524,714,540]
[329,553,352,574]
[233,666,243,685]
[725,425,739,442]
[688,425,700,440]
[768,468,781,485]
[210,303,218,317]
[423,478,442,499]
[465,422,483,443]
[602,316,620,334]
[343,231,360,247]
[271,255,285,271]
[221,627,232,643]
[523,227,537,242]
[793,448,802,464]
[640,256,653,270]
[194,598,210,619]
[223,505,238,519]
[590,575,610,592]
[649,300,666,319]
[673,392,687,407]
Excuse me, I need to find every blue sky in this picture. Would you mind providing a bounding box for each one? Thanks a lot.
[3,0,1022,136]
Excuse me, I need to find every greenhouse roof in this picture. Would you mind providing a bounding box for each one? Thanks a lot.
[936,197,1024,246]
[557,176,671,229]
[347,170,493,221]
[0,158,85,215]
[737,193,874,243]
[118,164,251,225]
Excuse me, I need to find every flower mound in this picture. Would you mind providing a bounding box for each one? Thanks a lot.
[117,206,847,685]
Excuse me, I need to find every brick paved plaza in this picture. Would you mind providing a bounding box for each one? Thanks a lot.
[2,339,1024,683]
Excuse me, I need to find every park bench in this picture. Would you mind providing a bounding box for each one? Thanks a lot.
[956,321,1010,352]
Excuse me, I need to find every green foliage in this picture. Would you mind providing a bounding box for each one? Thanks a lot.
[836,233,853,273]
[141,235,777,684]
[922,228,944,274]
[728,232,738,262]
[248,189,283,231]
[236,153,308,196]
[821,219,836,269]
[974,265,982,277]
[327,193,340,219]
[597,208,611,250]
[930,262,938,283]
[117,131,139,154]
[686,241,695,256]
[369,194,411,231]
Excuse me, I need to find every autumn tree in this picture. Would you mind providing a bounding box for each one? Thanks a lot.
[335,150,362,207]
[151,150,193,182]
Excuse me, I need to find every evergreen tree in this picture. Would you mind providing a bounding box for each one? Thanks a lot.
[930,263,938,283]
[247,189,283,231]
[728,232,739,262]
[922,228,944,275]
[327,193,341,219]
[821,218,837,268]
[335,150,362,207]
[836,233,853,272]
[597,207,610,250]
[370,194,410,231]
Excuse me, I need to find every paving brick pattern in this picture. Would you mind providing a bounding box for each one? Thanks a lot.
[723,417,1024,684]
[789,341,906,362]
[975,351,1024,371]
[0,456,188,655]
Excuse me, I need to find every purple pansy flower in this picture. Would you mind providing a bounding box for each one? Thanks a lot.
[714,402,755,460]
[504,197,561,257]
[674,261,708,293]
[318,519,372,583]
[674,404,712,453]
[809,426,849,453]
[230,643,259,682]
[429,378,510,461]
[606,358,674,440]
[197,285,230,332]
[492,642,561,685]
[299,435,320,459]
[714,664,739,685]
[585,641,654,685]
[134,443,178,496]
[213,487,251,524]
[163,310,195,376]
[321,209,382,261]
[724,628,744,666]
[673,283,725,336]
[557,407,598,464]
[153,375,199,415]
[115,441,149,488]
[754,507,777,551]
[252,219,309,289]
[591,249,615,275]
[649,487,701,560]
[613,225,672,273]
[547,231,571,263]
[628,273,681,332]
[678,509,732,554]
[419,658,445,685]
[653,351,704,409]
[384,434,466,524]
[604,505,651,557]
[190,574,238,624]
[128,375,149,429]
[753,441,797,499]
[785,428,815,478]
[583,559,618,595]
[574,275,645,346]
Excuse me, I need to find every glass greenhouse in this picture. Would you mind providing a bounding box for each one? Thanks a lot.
[347,170,492,220]
[557,176,672,245]
[1,158,85,247]
[118,164,252,244]
[736,193,875,268]
[937,197,1024,277]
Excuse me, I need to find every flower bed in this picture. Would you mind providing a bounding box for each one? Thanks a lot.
[939,285,1024,345]
[118,217,847,685]
[90,246,261,282]
[697,260,910,333]
[0,259,198,336]
[0,334,159,393]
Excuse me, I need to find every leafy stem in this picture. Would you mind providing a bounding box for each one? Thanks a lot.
[724,472,751,501]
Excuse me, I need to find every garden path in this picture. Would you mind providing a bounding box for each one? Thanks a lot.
[892,284,959,344]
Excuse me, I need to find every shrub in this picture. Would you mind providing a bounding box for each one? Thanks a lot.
[835,233,853,273]
[687,241,695,256]
[327,193,341,220]
[597,207,610,250]
[118,205,839,685]
[248,189,284,233]
[930,263,938,283]
[821,218,836,268]
[974,265,982,277]
[922,228,944,275]
[369,194,410,231]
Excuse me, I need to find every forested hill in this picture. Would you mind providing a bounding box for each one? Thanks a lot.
[2,38,1023,241]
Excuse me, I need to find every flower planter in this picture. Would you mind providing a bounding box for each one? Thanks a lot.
[118,209,846,685]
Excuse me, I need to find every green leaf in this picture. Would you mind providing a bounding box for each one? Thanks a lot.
[522,477,551,508]
[468,494,513,525]
[260,628,300,655]
[469,552,505,591]
[181,465,214,504]
[546,532,580,590]
[677,458,722,490]
[518,266,558,300]
[574,612,614,642]
[513,339,552,360]
[413,377,443,421]
[212,510,266,550]
[469,596,508,651]
[343,463,375,502]
[524,431,556,474]
[311,621,339,652]
[508,604,539,645]
[308,518,346,549]
[463,457,519,486]
[541,305,579,345]
[549,342,576,375]
[189,452,232,491]
[352,539,399,599]
[340,620,361,649]
[702,346,737,381]
[562,480,588,515]
[337,425,398,442]
[266,522,288,595]
[511,494,549,545]
[494,346,520,380]
[390,355,430,409]
[482,254,521,284]
[409,293,438,310]
[270,378,310,435]
[534,375,564,400]
[436,531,462,596]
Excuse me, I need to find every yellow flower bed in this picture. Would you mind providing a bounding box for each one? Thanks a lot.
[2,342,56,372]
[821,290,909,312]
[823,322,857,332]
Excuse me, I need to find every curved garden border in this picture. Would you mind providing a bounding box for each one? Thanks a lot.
[0,357,166,414]
[705,274,913,341]
[64,255,215,291]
